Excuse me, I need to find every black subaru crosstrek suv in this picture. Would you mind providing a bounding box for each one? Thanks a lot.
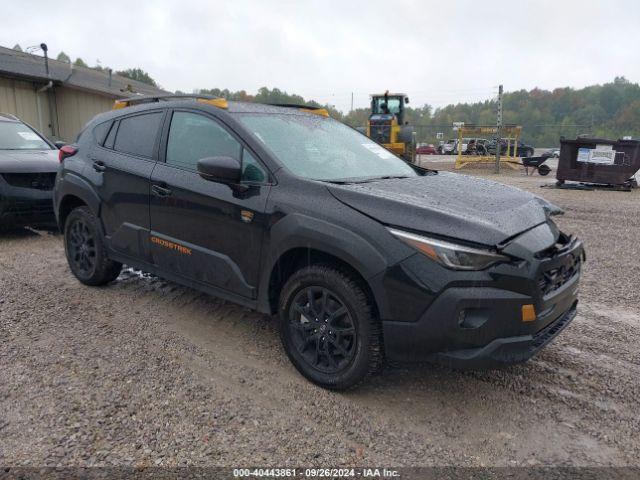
[53,95,584,390]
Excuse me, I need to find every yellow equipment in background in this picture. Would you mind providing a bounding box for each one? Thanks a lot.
[367,91,415,161]
[454,125,522,170]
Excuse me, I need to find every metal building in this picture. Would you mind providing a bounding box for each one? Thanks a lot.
[0,45,166,142]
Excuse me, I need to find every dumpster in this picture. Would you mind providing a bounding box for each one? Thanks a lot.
[557,137,640,188]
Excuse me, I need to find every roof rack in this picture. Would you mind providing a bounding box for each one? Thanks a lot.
[268,103,330,118]
[113,94,228,110]
[0,112,20,121]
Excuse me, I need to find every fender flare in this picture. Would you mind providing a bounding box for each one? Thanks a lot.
[257,213,388,312]
[55,172,101,227]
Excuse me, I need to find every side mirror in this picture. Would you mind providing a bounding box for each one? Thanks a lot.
[197,156,241,183]
[54,141,67,149]
[404,97,410,104]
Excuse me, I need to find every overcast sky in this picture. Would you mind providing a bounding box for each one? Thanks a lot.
[2,0,639,111]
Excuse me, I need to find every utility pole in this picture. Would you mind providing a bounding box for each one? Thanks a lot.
[350,92,354,113]
[495,84,503,174]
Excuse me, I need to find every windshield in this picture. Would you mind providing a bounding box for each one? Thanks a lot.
[237,114,417,181]
[372,97,401,115]
[0,121,52,150]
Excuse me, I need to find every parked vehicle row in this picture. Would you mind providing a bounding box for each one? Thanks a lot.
[49,95,583,390]
[437,139,456,154]
[487,139,535,157]
[436,138,535,157]
[543,148,561,158]
[416,143,437,155]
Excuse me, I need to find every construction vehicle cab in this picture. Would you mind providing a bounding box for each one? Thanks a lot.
[367,92,414,161]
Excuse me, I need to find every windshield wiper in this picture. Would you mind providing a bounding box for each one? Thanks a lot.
[366,175,412,181]
[352,175,413,184]
[317,177,369,184]
[318,175,412,185]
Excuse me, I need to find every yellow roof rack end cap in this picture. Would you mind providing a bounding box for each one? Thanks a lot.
[112,100,128,110]
[197,98,228,109]
[300,107,329,118]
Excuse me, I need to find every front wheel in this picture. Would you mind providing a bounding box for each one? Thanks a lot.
[278,265,383,390]
[64,206,122,286]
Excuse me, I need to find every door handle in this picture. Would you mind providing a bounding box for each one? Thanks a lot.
[92,160,106,172]
[151,184,172,197]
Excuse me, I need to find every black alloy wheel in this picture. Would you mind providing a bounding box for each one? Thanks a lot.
[278,265,383,390]
[288,286,357,374]
[64,206,122,286]
[67,217,97,277]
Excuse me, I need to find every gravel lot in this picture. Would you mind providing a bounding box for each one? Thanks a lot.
[1,164,639,468]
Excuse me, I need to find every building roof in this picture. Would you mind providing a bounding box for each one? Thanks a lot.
[0,45,167,98]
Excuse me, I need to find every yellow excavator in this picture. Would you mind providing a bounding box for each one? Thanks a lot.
[366,91,415,162]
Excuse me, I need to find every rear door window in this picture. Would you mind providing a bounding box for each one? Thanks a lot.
[93,121,113,146]
[113,112,163,158]
[103,120,118,149]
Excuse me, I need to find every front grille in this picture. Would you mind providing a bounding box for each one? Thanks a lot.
[1,172,56,190]
[537,252,581,296]
[369,121,391,144]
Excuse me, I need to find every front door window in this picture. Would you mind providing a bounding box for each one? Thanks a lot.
[166,111,241,170]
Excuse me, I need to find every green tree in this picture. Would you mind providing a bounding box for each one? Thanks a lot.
[116,68,158,87]
[56,51,71,63]
[13,44,23,52]
[74,58,88,67]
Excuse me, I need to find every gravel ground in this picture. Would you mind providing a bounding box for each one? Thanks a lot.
[0,166,639,468]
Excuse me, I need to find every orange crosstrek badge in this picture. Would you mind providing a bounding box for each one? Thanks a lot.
[151,236,192,255]
[240,210,254,223]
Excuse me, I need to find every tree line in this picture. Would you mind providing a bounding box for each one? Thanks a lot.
[198,78,640,147]
[416,76,640,146]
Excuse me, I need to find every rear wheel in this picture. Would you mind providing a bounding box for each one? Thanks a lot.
[64,206,122,286]
[278,265,382,390]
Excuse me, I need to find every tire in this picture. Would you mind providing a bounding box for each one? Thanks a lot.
[538,164,551,176]
[278,265,383,390]
[64,206,122,286]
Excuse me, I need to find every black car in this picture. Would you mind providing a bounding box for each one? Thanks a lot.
[53,95,584,390]
[487,139,535,157]
[0,114,60,229]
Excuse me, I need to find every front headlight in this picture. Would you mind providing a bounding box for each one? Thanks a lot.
[388,228,510,271]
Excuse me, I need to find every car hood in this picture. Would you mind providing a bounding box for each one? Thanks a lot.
[0,149,59,173]
[327,172,561,246]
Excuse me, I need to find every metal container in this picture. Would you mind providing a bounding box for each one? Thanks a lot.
[557,137,640,186]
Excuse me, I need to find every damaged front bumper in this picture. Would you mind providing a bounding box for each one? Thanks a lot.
[377,223,584,369]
